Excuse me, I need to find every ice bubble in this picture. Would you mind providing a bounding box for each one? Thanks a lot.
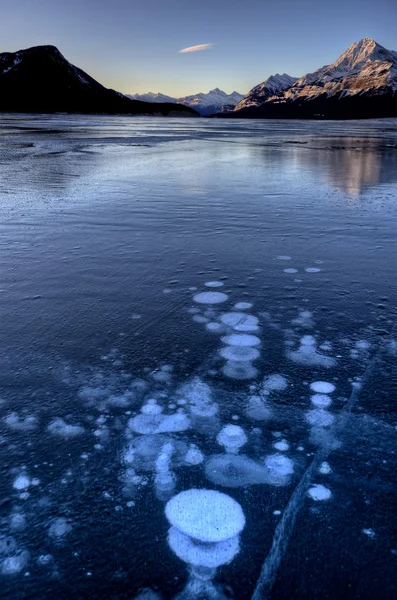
[263,374,288,391]
[273,440,289,452]
[9,513,27,532]
[129,412,190,434]
[305,267,321,273]
[179,378,213,405]
[264,453,294,486]
[307,484,331,501]
[355,340,370,350]
[362,528,375,538]
[301,335,316,346]
[4,413,38,431]
[48,517,72,539]
[205,454,268,488]
[311,394,332,408]
[13,474,31,491]
[319,461,332,475]
[216,425,247,453]
[151,370,172,383]
[310,381,336,394]
[193,292,228,305]
[192,315,209,324]
[292,310,314,328]
[277,255,291,260]
[283,268,298,274]
[1,550,29,575]
[47,418,85,438]
[222,334,260,347]
[222,361,258,380]
[245,396,272,421]
[165,489,245,543]
[190,401,218,418]
[220,312,259,332]
[168,526,239,568]
[37,554,54,566]
[204,281,224,288]
[287,343,336,368]
[233,302,253,310]
[141,401,163,415]
[220,346,260,362]
[185,445,204,465]
[306,409,335,427]
[206,322,223,332]
[125,435,190,472]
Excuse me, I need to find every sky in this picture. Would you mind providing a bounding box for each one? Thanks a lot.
[0,0,396,96]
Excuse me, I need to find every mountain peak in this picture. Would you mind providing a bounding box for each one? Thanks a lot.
[333,37,395,71]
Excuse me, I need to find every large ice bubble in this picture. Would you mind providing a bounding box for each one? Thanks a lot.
[193,292,228,305]
[221,334,261,347]
[165,489,245,543]
[220,346,260,362]
[220,312,259,332]
[168,527,239,568]
[205,454,268,488]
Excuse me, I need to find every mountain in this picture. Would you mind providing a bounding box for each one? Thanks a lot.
[178,88,244,115]
[234,74,298,111]
[0,45,197,116]
[229,38,397,119]
[127,92,177,103]
[129,88,245,116]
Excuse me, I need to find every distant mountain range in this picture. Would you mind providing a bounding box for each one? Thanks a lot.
[0,45,197,116]
[226,38,397,119]
[128,88,245,116]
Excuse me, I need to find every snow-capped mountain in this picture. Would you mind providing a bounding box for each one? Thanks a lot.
[231,38,397,119]
[127,92,177,103]
[129,88,245,115]
[0,45,197,116]
[178,88,244,115]
[234,74,298,110]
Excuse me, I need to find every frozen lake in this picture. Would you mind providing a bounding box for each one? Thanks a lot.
[0,115,396,599]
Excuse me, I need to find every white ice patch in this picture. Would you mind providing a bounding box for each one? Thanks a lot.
[48,517,72,539]
[283,268,298,274]
[192,315,209,324]
[220,346,260,362]
[311,394,332,408]
[4,412,38,431]
[287,339,336,368]
[47,418,85,438]
[1,550,29,575]
[206,322,223,332]
[13,474,30,491]
[165,489,245,543]
[273,439,289,452]
[168,526,239,568]
[263,374,288,391]
[264,453,294,486]
[222,362,258,380]
[291,310,314,328]
[319,461,332,474]
[245,395,272,421]
[277,255,291,260]
[310,381,335,394]
[222,334,260,347]
[362,528,375,538]
[306,409,335,427]
[184,445,204,465]
[220,312,259,332]
[193,292,228,304]
[204,281,224,288]
[305,267,321,273]
[307,484,331,501]
[217,424,247,453]
[233,302,253,310]
[129,412,190,434]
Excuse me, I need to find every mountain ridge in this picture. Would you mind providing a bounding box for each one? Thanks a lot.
[0,45,198,116]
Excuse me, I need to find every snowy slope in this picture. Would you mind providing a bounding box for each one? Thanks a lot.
[235,74,298,110]
[127,92,177,103]
[232,38,397,119]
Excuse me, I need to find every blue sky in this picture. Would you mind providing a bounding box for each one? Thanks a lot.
[1,0,396,96]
